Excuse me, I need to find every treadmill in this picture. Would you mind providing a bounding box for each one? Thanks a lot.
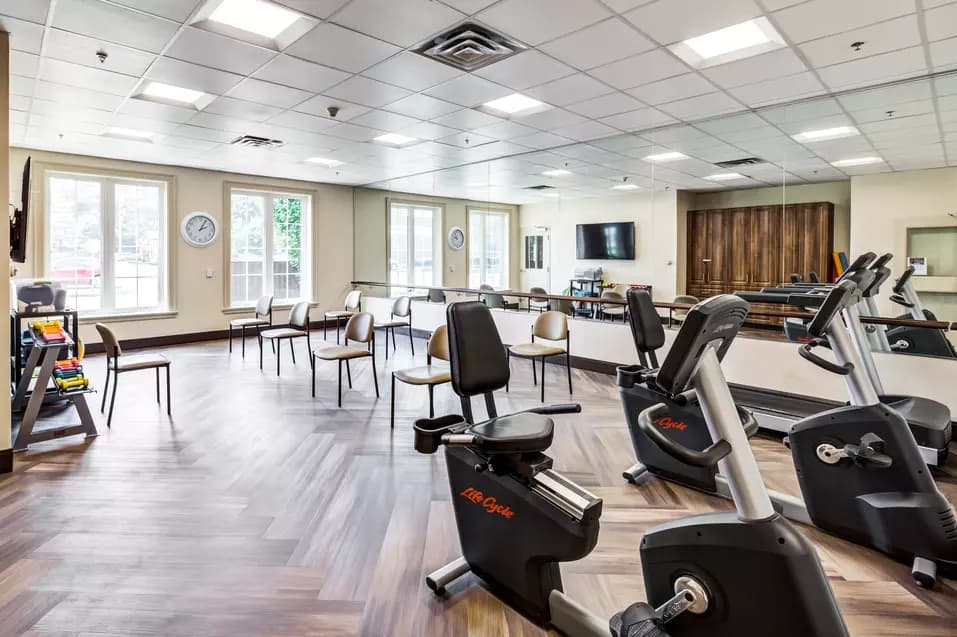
[886,267,957,359]
[735,259,953,466]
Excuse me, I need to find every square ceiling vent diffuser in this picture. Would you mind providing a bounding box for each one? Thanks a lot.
[414,22,526,72]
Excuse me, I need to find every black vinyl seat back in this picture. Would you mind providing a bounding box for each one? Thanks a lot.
[655,295,749,395]
[446,301,509,398]
[626,288,665,367]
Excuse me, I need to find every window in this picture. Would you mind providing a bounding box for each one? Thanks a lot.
[469,209,510,289]
[389,202,441,288]
[229,188,310,306]
[46,172,168,314]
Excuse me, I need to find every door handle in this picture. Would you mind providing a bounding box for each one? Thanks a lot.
[702,258,712,263]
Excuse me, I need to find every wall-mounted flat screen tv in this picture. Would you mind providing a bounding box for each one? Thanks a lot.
[576,221,635,260]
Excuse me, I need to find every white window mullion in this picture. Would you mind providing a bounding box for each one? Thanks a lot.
[102,178,116,312]
[264,194,275,297]
[407,208,415,290]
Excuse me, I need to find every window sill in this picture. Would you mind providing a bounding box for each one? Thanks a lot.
[222,301,317,316]
[79,310,178,324]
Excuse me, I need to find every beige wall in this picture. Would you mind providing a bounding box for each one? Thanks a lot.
[691,181,852,253]
[1,33,10,451]
[10,147,355,346]
[519,190,680,301]
[352,186,519,292]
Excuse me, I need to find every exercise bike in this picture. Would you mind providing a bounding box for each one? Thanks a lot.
[618,282,957,588]
[413,299,848,636]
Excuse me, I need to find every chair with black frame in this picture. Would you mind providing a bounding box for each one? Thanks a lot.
[669,294,699,327]
[427,288,446,303]
[598,289,626,322]
[323,290,361,344]
[528,286,549,313]
[390,325,450,429]
[95,323,171,429]
[374,295,414,360]
[506,310,572,402]
[313,312,379,407]
[228,294,272,357]
[259,301,311,376]
[480,284,519,310]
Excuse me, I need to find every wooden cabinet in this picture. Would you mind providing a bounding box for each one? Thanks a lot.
[685,202,834,325]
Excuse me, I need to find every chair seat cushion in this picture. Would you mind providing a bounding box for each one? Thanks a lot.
[603,306,626,315]
[393,365,451,385]
[468,412,554,454]
[261,327,306,339]
[375,319,409,328]
[314,345,371,360]
[509,342,565,357]
[113,354,169,371]
[229,317,269,327]
[325,310,356,318]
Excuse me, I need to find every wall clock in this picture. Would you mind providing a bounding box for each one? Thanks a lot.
[181,212,218,248]
[447,226,465,251]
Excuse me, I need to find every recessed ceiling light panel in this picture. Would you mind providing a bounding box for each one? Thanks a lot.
[305,157,344,167]
[832,156,883,167]
[542,169,570,176]
[705,172,746,181]
[374,133,418,147]
[105,127,155,141]
[670,17,786,69]
[483,93,545,115]
[139,81,209,108]
[612,183,640,191]
[644,151,687,162]
[792,126,859,143]
[192,0,316,50]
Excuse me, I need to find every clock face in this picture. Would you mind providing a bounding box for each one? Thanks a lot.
[448,227,465,251]
[182,213,218,247]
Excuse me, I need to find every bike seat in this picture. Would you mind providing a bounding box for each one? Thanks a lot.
[468,412,554,454]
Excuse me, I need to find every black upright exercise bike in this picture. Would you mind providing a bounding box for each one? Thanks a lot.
[413,299,847,636]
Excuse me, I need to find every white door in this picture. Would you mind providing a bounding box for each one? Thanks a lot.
[521,226,550,292]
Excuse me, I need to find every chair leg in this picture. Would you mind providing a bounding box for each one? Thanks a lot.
[532,357,537,386]
[408,325,414,356]
[107,372,118,428]
[392,328,397,354]
[155,367,160,403]
[166,365,171,415]
[371,354,379,398]
[346,359,352,388]
[541,356,546,403]
[271,339,275,354]
[241,325,246,357]
[336,318,341,344]
[311,354,316,397]
[337,360,342,408]
[101,366,110,412]
[277,340,281,376]
[324,317,328,341]
[505,349,510,392]
[390,375,396,428]
[384,327,389,361]
[260,337,264,370]
[290,338,296,364]
[566,351,573,395]
[428,384,434,418]
[228,324,233,353]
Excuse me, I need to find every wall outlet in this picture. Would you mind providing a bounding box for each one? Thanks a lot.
[449,264,455,272]
[206,267,214,278]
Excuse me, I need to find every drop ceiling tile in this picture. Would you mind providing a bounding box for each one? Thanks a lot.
[519,108,588,130]
[511,131,577,148]
[383,93,461,120]
[266,109,341,132]
[524,73,613,106]
[51,0,179,53]
[44,28,157,76]
[253,55,351,93]
[474,50,576,90]
[400,121,461,140]
[626,73,717,105]
[423,74,511,107]
[437,131,497,148]
[146,57,243,96]
[438,0,497,14]
[602,0,651,11]
[166,27,276,75]
[285,23,401,73]
[471,121,540,140]
[295,95,372,121]
[696,113,771,134]
[760,97,843,124]
[0,0,49,23]
[566,92,644,118]
[362,51,463,93]
[274,0,351,18]
[850,100,934,124]
[590,49,690,90]
[120,98,199,122]
[10,95,31,111]
[227,78,313,109]
[34,80,125,111]
[325,122,385,142]
[39,58,140,96]
[10,75,35,97]
[476,0,612,46]
[622,0,762,45]
[551,120,619,141]
[656,92,743,120]
[325,76,412,108]
[817,46,927,90]
[930,36,957,71]
[703,49,807,89]
[158,136,222,152]
[0,16,47,53]
[110,113,182,135]
[187,112,259,133]
[204,96,284,122]
[333,0,464,47]
[600,107,676,131]
[925,2,957,41]
[727,72,826,107]
[539,17,655,70]
[10,51,39,77]
[173,124,236,142]
[111,0,198,21]
[773,0,917,43]
[351,109,421,132]
[799,15,921,68]
[432,108,505,130]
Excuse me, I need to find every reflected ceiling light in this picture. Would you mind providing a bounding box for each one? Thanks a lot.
[831,156,883,167]
[542,192,561,198]
[141,81,205,105]
[483,93,544,115]
[305,157,344,167]
[106,127,154,140]
[792,126,859,143]
[705,172,746,181]
[644,151,687,162]
[373,133,418,147]
[209,0,301,38]
[612,184,640,191]
[671,18,785,68]
[542,169,570,176]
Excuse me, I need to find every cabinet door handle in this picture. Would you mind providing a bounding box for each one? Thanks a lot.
[702,258,712,263]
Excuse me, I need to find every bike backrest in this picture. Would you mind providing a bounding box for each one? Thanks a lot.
[446,301,509,398]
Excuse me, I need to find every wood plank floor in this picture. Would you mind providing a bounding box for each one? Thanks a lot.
[4,335,956,637]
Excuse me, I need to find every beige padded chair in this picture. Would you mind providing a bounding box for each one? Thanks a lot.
[506,311,572,402]
[95,323,171,429]
[528,286,549,313]
[260,301,311,376]
[313,312,379,407]
[228,294,272,357]
[670,295,699,327]
[599,290,626,322]
[324,290,362,344]
[390,325,450,429]
[374,295,413,360]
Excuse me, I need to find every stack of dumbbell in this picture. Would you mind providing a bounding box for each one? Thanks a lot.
[53,358,89,391]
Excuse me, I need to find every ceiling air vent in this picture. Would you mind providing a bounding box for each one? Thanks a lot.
[715,157,765,168]
[230,135,284,148]
[414,22,526,72]
[524,185,556,190]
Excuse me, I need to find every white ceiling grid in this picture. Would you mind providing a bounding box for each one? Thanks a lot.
[0,0,953,202]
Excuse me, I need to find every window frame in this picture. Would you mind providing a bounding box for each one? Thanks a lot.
[39,164,176,319]
[223,182,316,310]
[386,198,444,293]
[467,207,511,290]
